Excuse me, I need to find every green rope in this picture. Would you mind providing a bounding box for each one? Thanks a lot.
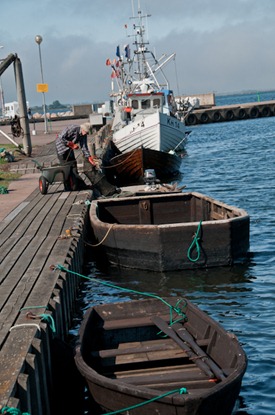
[39,314,56,333]
[20,306,48,311]
[54,264,188,324]
[19,306,56,333]
[0,407,30,415]
[187,220,202,262]
[101,387,187,415]
[0,186,9,194]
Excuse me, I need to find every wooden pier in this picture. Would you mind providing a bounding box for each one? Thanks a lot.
[185,100,275,125]
[0,142,92,414]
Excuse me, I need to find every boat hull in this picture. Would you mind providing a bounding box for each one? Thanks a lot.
[75,297,247,415]
[112,112,186,153]
[89,192,250,271]
[106,147,183,186]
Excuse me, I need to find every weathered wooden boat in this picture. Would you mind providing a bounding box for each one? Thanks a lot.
[75,297,247,415]
[107,146,183,186]
[89,191,250,271]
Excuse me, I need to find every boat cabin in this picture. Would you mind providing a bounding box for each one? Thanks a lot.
[126,89,176,117]
[114,89,177,128]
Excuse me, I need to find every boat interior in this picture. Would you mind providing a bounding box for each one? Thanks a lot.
[95,193,243,225]
[81,299,242,394]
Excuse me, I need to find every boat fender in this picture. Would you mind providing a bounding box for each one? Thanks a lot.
[261,106,271,117]
[249,106,259,118]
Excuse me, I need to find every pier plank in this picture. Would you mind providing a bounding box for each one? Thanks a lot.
[0,175,92,407]
[0,187,90,347]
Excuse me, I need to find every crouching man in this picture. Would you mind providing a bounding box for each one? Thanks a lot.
[56,122,95,190]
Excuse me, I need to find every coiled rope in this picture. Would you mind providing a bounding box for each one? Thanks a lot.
[0,186,9,194]
[187,220,202,262]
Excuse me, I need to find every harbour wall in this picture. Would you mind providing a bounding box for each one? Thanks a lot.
[185,100,275,125]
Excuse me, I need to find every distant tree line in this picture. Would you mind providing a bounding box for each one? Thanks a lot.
[31,100,71,111]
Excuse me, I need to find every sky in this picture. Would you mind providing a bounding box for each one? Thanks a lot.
[1,0,275,108]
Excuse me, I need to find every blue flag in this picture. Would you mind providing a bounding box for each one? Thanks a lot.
[116,46,120,58]
[124,44,130,59]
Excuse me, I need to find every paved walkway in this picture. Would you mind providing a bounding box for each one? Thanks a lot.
[0,118,89,221]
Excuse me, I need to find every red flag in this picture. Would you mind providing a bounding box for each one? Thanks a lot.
[106,58,111,66]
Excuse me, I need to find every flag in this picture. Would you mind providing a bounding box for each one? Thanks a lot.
[105,58,111,66]
[116,45,120,58]
[124,44,130,59]
[111,70,117,79]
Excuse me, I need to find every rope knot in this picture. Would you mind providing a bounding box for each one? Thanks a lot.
[187,220,202,262]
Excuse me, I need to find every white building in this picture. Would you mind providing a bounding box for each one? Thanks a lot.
[4,101,29,118]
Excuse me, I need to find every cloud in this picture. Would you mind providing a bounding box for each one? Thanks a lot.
[1,0,275,107]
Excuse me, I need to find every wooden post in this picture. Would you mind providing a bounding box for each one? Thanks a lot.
[14,55,32,156]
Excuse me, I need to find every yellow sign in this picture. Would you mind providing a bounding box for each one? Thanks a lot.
[36,83,48,93]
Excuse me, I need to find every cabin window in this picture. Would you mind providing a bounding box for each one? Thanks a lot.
[141,99,150,109]
[131,100,139,110]
[153,98,161,108]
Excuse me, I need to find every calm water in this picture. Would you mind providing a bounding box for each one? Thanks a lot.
[70,94,275,415]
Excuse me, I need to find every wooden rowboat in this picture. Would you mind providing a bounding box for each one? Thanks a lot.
[89,191,250,271]
[75,297,247,415]
[104,146,183,187]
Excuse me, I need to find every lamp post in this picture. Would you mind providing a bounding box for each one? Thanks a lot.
[0,46,4,117]
[35,35,48,133]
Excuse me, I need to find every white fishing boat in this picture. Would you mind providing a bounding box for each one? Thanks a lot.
[106,2,188,155]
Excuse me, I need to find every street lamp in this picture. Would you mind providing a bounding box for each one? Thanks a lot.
[0,45,4,117]
[35,35,48,133]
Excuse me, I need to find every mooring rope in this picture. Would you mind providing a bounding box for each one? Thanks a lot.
[85,223,116,247]
[19,306,56,333]
[101,387,188,414]
[187,220,202,262]
[52,264,188,324]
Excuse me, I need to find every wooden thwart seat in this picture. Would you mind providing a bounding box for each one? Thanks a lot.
[151,316,226,381]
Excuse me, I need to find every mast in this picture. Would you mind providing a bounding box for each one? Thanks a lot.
[109,1,176,98]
